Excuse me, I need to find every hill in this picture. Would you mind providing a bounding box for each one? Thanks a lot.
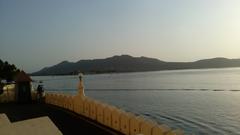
[31,55,240,76]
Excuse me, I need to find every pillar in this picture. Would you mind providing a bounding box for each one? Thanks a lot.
[77,73,85,97]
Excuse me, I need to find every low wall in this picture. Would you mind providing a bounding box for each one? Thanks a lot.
[0,84,38,103]
[45,92,184,135]
[0,85,15,103]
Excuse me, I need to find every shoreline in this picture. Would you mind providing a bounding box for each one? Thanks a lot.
[30,66,240,76]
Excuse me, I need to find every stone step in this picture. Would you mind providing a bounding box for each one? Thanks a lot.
[0,114,10,127]
[0,116,62,135]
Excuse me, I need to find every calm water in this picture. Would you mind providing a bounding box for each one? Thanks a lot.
[32,68,240,135]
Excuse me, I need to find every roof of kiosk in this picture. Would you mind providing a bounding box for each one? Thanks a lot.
[15,71,32,82]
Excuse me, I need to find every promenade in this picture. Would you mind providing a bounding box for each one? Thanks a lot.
[0,102,122,135]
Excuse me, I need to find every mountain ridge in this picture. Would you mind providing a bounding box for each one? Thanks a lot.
[31,55,240,76]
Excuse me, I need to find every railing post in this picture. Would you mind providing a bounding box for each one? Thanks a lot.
[77,73,85,97]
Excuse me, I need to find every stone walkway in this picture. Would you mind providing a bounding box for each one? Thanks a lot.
[0,103,122,135]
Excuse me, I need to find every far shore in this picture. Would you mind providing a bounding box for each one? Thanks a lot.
[30,66,240,76]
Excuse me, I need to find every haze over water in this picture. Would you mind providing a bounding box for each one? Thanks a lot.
[32,68,240,135]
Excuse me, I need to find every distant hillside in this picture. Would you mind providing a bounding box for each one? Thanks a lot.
[31,55,240,76]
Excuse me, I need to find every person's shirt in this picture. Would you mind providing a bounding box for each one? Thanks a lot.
[37,85,43,92]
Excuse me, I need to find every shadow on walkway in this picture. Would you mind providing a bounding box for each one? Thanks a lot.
[0,102,122,135]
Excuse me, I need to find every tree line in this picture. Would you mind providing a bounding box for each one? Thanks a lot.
[0,59,20,82]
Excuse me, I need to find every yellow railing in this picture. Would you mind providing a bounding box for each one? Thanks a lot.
[45,92,184,135]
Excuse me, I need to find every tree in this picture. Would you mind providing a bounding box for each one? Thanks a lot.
[0,59,20,82]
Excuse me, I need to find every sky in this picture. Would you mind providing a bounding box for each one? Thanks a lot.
[1,0,240,72]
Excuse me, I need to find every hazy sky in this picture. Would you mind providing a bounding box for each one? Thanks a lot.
[1,0,240,72]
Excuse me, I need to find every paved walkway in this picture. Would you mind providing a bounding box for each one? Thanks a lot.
[0,103,122,135]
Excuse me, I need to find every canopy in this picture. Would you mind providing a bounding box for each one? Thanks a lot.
[15,71,32,82]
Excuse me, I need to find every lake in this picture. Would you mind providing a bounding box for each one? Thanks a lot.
[32,68,240,135]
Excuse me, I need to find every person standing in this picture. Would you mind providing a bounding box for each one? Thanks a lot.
[37,81,44,102]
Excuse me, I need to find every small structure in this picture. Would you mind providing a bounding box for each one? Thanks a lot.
[15,71,32,103]
[77,73,85,97]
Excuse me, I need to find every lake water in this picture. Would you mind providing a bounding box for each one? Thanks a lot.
[32,68,240,135]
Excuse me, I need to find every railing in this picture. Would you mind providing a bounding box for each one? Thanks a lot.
[0,83,185,135]
[45,92,184,135]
